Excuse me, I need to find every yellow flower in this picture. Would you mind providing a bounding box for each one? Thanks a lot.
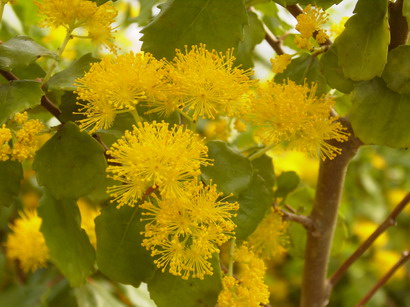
[270,54,292,74]
[0,124,12,161]
[11,117,45,162]
[77,198,100,248]
[168,44,254,120]
[247,209,289,260]
[140,181,238,279]
[295,36,313,51]
[247,80,349,160]
[218,244,269,307]
[75,52,170,132]
[372,250,406,280]
[234,119,247,132]
[204,119,230,141]
[296,5,329,39]
[106,121,210,207]
[5,210,49,273]
[353,219,387,248]
[330,16,349,40]
[35,0,117,48]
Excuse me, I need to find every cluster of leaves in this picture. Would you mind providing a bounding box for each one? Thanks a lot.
[0,0,409,306]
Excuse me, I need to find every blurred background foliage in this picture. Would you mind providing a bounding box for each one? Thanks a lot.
[0,0,409,306]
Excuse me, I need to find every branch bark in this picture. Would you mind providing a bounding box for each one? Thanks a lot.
[388,0,409,50]
[329,192,410,286]
[301,118,362,307]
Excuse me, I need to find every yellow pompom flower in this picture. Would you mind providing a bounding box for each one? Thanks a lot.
[218,244,269,307]
[5,210,49,273]
[75,52,170,133]
[35,0,117,49]
[11,115,45,162]
[168,44,254,120]
[0,124,12,161]
[247,80,349,160]
[106,121,211,207]
[296,5,329,39]
[247,209,289,260]
[140,181,239,279]
[270,54,292,74]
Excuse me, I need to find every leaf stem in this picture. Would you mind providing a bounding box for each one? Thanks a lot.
[228,238,236,276]
[356,251,410,307]
[329,192,410,287]
[129,109,142,123]
[42,29,73,86]
[248,143,275,161]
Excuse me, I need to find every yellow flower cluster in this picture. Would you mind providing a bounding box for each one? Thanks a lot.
[248,80,349,160]
[5,210,49,273]
[295,5,329,50]
[247,209,289,260]
[35,0,117,49]
[0,112,45,162]
[106,121,210,207]
[140,181,238,279]
[270,54,292,74]
[218,244,270,307]
[75,53,169,133]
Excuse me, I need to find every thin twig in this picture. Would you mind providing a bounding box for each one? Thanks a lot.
[281,209,315,230]
[356,251,410,307]
[329,192,410,286]
[264,31,285,55]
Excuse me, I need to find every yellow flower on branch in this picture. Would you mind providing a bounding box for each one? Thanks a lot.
[0,124,12,161]
[218,244,270,307]
[168,44,254,120]
[106,121,210,207]
[270,54,292,74]
[248,209,289,260]
[247,80,349,160]
[140,181,238,279]
[295,5,329,49]
[75,52,170,132]
[5,210,49,273]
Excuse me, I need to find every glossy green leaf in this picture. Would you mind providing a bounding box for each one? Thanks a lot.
[275,171,300,199]
[382,45,410,94]
[320,44,354,94]
[233,173,273,240]
[201,141,253,195]
[38,191,96,286]
[337,0,389,81]
[0,161,23,208]
[235,11,265,69]
[251,154,275,188]
[275,54,329,95]
[350,78,410,148]
[59,91,82,123]
[95,204,155,287]
[0,80,43,124]
[33,122,107,199]
[47,53,99,91]
[148,256,222,307]
[141,0,248,60]
[0,36,57,71]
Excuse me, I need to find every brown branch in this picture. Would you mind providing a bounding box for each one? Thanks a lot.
[281,209,315,230]
[301,118,362,307]
[388,0,409,50]
[329,192,410,287]
[0,69,18,81]
[264,31,285,55]
[356,251,410,307]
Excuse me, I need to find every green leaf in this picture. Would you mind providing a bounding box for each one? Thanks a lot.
[47,53,99,91]
[350,78,410,148]
[320,44,354,94]
[91,0,118,4]
[275,171,300,199]
[235,11,265,69]
[38,191,96,286]
[141,0,248,60]
[275,54,329,96]
[233,173,273,240]
[148,256,222,307]
[0,36,57,71]
[0,161,23,209]
[404,0,410,26]
[33,122,107,199]
[297,0,342,9]
[336,0,390,81]
[0,80,43,124]
[132,0,160,26]
[200,141,253,195]
[251,154,275,188]
[381,45,410,94]
[59,91,82,123]
[95,204,155,287]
